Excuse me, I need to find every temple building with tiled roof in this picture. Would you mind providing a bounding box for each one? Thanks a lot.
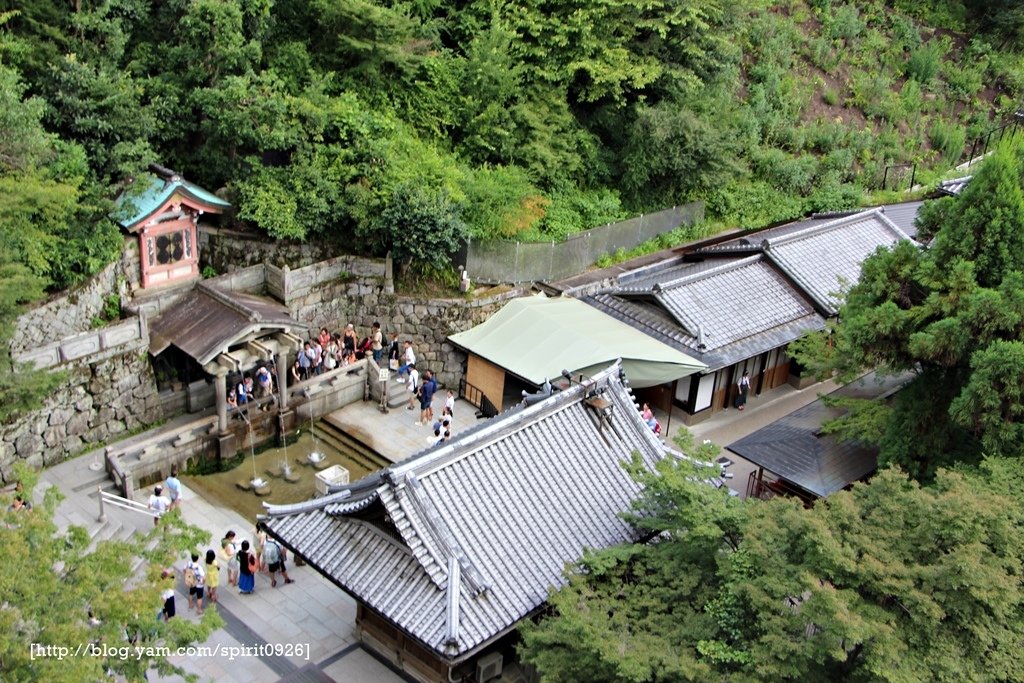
[261,362,708,683]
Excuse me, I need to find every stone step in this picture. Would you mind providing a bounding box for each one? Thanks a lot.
[312,424,389,472]
[310,428,382,475]
[317,418,390,467]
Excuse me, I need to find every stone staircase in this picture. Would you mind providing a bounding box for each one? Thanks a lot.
[42,453,159,570]
[382,376,415,410]
[315,417,391,473]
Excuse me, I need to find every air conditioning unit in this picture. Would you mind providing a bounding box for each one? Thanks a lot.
[476,652,503,682]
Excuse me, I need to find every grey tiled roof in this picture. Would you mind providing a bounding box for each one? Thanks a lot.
[763,209,915,315]
[937,175,972,196]
[726,371,910,497]
[262,363,665,662]
[694,202,925,254]
[586,256,826,371]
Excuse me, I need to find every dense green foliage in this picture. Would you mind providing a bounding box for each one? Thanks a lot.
[519,439,1024,682]
[790,140,1024,479]
[1,0,1020,263]
[0,465,221,682]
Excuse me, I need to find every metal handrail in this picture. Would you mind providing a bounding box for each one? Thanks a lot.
[97,487,159,522]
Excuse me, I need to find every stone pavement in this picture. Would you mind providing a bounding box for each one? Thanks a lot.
[325,395,477,464]
[40,449,407,683]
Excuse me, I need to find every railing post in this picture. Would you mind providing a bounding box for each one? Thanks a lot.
[909,164,916,190]
[97,486,107,523]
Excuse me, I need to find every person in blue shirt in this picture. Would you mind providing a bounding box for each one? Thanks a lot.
[417,370,437,426]
[165,465,182,510]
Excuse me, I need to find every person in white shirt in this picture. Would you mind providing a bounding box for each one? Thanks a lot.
[148,486,170,527]
[396,341,417,381]
[406,365,419,411]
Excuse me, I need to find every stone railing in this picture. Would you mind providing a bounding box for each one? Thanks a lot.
[276,255,385,301]
[104,359,372,498]
[287,359,370,422]
[105,413,218,499]
[13,315,149,370]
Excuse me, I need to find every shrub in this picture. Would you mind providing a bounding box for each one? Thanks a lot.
[906,41,944,84]
[888,14,922,52]
[826,5,864,42]
[944,62,985,101]
[752,148,818,194]
[822,88,839,106]
[929,120,967,162]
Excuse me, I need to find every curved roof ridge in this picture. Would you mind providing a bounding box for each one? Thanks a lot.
[763,207,912,248]
[262,472,385,516]
[650,254,764,292]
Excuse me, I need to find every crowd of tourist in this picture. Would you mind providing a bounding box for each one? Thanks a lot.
[223,320,458,439]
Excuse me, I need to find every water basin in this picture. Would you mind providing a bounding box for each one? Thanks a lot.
[184,427,382,522]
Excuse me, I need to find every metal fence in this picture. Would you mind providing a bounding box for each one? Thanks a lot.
[458,202,704,284]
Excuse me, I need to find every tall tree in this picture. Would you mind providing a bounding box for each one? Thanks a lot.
[520,447,1024,682]
[790,140,1024,479]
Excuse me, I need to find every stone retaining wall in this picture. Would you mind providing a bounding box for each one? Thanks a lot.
[198,225,338,270]
[9,244,131,355]
[0,336,161,483]
[6,230,524,481]
[286,281,524,390]
[13,315,148,370]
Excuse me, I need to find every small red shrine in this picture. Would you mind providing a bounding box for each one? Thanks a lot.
[114,164,230,289]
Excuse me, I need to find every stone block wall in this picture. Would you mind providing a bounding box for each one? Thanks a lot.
[9,243,131,355]
[198,225,338,270]
[287,281,525,390]
[0,337,161,484]
[196,231,525,390]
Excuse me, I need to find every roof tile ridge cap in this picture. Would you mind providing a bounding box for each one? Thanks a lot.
[385,485,448,589]
[651,255,763,292]
[764,208,881,248]
[610,374,667,462]
[404,474,490,595]
[388,375,592,482]
[197,281,262,322]
[615,255,689,286]
[874,208,917,243]
[262,482,382,517]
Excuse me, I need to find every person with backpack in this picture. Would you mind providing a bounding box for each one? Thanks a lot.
[260,528,295,588]
[238,540,257,595]
[183,552,206,615]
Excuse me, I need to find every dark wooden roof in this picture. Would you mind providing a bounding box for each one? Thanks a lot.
[726,371,910,498]
[148,283,301,366]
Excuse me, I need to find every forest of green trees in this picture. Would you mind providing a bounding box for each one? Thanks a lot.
[0,0,1022,297]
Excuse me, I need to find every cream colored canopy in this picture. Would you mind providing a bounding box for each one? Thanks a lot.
[448,295,706,388]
